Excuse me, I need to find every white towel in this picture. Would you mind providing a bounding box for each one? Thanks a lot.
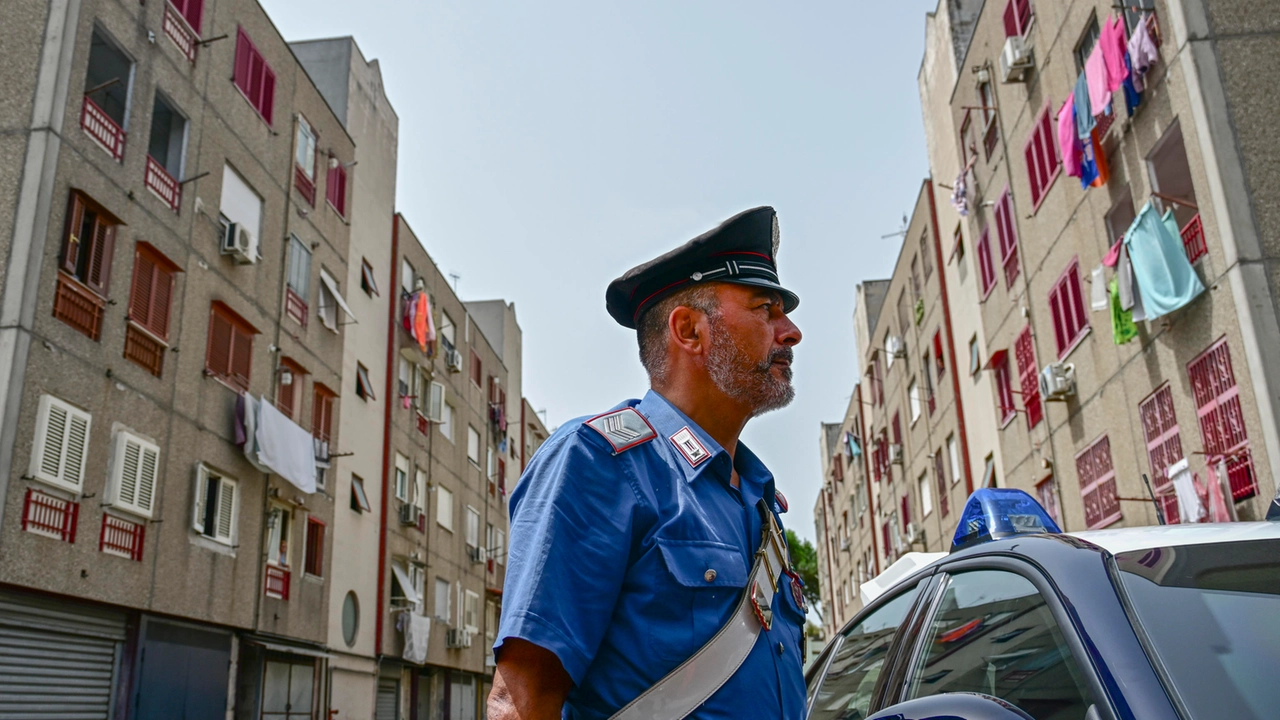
[1168,458,1205,523]
[400,613,431,664]
[241,394,273,475]
[256,397,317,493]
[1091,265,1108,311]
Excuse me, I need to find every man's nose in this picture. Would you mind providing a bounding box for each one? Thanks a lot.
[776,314,801,347]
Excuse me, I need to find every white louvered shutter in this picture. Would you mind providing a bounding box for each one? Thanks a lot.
[109,432,159,518]
[215,476,237,543]
[192,465,209,533]
[30,395,91,493]
[428,381,444,423]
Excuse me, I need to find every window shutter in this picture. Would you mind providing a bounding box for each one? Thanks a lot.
[215,477,236,542]
[85,221,115,295]
[1015,326,1043,429]
[260,65,276,125]
[30,395,92,493]
[230,326,252,387]
[130,251,156,329]
[234,29,252,93]
[1025,142,1041,206]
[110,432,158,518]
[61,194,85,275]
[206,308,232,376]
[193,466,208,533]
[1003,0,1018,36]
[183,0,204,32]
[429,381,445,423]
[150,267,174,339]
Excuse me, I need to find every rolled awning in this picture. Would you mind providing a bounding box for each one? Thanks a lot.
[391,561,420,606]
[320,269,356,322]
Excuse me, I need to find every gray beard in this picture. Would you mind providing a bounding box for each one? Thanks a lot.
[705,313,796,417]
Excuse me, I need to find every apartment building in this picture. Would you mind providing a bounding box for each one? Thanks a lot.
[290,36,400,719]
[0,0,358,717]
[927,0,1279,532]
[519,397,550,474]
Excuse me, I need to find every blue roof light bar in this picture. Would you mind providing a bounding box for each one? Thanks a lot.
[951,488,1062,553]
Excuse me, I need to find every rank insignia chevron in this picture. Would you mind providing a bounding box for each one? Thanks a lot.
[584,407,657,454]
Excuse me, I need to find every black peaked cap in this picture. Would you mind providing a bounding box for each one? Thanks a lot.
[605,206,800,329]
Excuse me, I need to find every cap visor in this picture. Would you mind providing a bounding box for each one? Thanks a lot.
[722,277,800,313]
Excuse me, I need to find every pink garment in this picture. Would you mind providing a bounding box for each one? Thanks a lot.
[1103,238,1123,267]
[1085,44,1111,114]
[1102,15,1129,93]
[1128,13,1159,92]
[1057,97,1082,178]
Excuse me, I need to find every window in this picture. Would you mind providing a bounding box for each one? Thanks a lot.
[917,471,932,517]
[933,448,948,517]
[487,446,497,480]
[434,578,452,621]
[486,523,495,563]
[355,363,375,401]
[145,92,187,211]
[968,335,980,376]
[993,351,1016,427]
[397,357,412,400]
[342,591,359,647]
[439,402,454,443]
[426,381,445,424]
[870,353,884,407]
[394,453,409,502]
[205,302,256,392]
[982,454,996,488]
[1122,0,1156,34]
[896,289,910,336]
[436,486,453,531]
[908,380,921,423]
[947,434,961,486]
[1037,476,1062,526]
[469,349,482,387]
[993,189,1020,287]
[350,474,371,513]
[905,570,1093,716]
[1187,338,1257,500]
[317,269,347,332]
[1076,434,1122,529]
[219,164,263,253]
[910,257,922,301]
[360,259,379,297]
[293,115,317,206]
[465,506,480,548]
[1147,121,1205,262]
[464,590,480,633]
[922,353,935,415]
[286,236,311,326]
[495,528,505,566]
[233,27,275,124]
[169,0,203,32]
[107,430,159,518]
[414,469,427,511]
[275,358,305,420]
[486,599,498,643]
[326,161,348,217]
[1025,103,1061,210]
[261,659,313,720]
[81,27,132,161]
[980,81,999,159]
[124,243,179,376]
[976,226,996,298]
[467,426,480,466]
[267,505,291,567]
[304,517,325,577]
[891,413,902,447]
[933,331,945,379]
[30,395,92,495]
[193,464,237,544]
[919,231,933,279]
[1048,261,1089,358]
[55,192,118,339]
[1138,384,1183,521]
[400,258,415,295]
[439,312,456,346]
[952,224,966,281]
[312,384,335,442]
[1014,326,1043,429]
[1106,187,1138,246]
[807,584,923,720]
[1002,0,1033,38]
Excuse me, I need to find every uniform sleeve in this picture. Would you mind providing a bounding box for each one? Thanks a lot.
[495,428,643,684]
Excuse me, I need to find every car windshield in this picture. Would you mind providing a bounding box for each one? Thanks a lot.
[1114,538,1280,720]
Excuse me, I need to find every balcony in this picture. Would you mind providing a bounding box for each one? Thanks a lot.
[163,3,199,63]
[54,272,105,340]
[1181,214,1206,263]
[265,565,291,600]
[22,489,78,543]
[144,156,181,213]
[100,514,145,561]
[416,412,429,436]
[124,324,166,377]
[285,288,308,327]
[294,166,316,206]
[81,96,126,162]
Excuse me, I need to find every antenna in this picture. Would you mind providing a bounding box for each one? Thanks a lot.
[880,213,909,240]
[449,272,461,292]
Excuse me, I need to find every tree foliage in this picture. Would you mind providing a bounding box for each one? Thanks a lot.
[786,529,821,611]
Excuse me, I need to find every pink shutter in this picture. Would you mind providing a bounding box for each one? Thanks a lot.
[234,29,252,96]
[1003,0,1018,37]
[1075,435,1122,529]
[260,63,276,125]
[977,227,996,296]
[1188,338,1258,500]
[1015,325,1043,428]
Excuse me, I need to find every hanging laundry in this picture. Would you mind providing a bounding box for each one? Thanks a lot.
[1118,244,1135,311]
[1103,238,1123,267]
[402,292,415,333]
[1079,136,1099,188]
[1128,13,1160,92]
[950,166,971,217]
[1102,15,1130,92]
[1089,131,1110,188]
[1121,53,1143,115]
[413,291,434,354]
[1074,72,1095,140]
[1161,208,1182,241]
[1109,277,1138,345]
[1058,97,1083,178]
[1091,265,1108,311]
[1085,43,1112,113]
[1168,458,1206,523]
[1131,265,1148,323]
[1204,462,1235,522]
[1124,201,1206,319]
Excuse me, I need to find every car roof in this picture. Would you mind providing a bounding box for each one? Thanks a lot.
[1068,521,1280,555]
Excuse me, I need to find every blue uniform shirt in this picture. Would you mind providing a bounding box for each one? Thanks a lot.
[496,390,806,719]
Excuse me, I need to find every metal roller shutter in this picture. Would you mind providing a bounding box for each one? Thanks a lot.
[0,590,126,720]
[375,677,399,720]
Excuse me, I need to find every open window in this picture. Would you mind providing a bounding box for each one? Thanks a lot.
[144,92,186,212]
[193,464,238,545]
[1147,120,1205,261]
[294,115,317,206]
[82,27,133,161]
[285,236,310,326]
[56,192,119,340]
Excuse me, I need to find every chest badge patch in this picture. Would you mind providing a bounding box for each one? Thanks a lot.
[669,427,710,468]
[774,489,789,513]
[584,407,657,454]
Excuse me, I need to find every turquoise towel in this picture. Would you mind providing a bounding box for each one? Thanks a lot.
[1124,202,1205,319]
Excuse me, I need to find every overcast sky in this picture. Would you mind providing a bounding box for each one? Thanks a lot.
[264,0,937,543]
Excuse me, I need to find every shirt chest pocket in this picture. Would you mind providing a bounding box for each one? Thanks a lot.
[649,540,748,662]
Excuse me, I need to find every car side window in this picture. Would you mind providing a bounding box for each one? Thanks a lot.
[904,569,1094,719]
[808,581,923,720]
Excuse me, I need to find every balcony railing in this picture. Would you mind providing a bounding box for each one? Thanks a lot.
[54,272,105,340]
[1181,213,1206,263]
[265,565,291,600]
[81,96,126,162]
[163,3,199,63]
[124,324,166,377]
[100,514,145,560]
[22,489,78,543]
[285,288,308,327]
[294,166,316,206]
[416,412,429,436]
[145,155,182,213]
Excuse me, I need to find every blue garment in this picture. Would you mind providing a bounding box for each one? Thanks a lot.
[497,389,806,719]
[1122,53,1142,115]
[1124,202,1206,319]
[1079,135,1099,188]
[1074,72,1096,140]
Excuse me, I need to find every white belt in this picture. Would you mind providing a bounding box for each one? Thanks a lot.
[610,500,792,720]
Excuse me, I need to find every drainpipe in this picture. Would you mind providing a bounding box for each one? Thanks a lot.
[376,214,400,655]
[925,178,975,495]
[855,383,880,577]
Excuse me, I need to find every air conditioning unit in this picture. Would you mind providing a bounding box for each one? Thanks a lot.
[221,222,258,264]
[468,545,486,564]
[446,628,472,649]
[399,504,423,527]
[889,444,904,465]
[1039,362,1077,401]
[999,35,1034,83]
[839,537,851,551]
[886,336,907,359]
[906,522,924,545]
[445,348,463,374]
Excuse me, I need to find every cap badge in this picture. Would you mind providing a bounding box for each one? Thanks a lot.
[669,427,710,468]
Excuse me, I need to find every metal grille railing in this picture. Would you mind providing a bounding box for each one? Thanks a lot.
[1181,213,1206,263]
[124,324,166,377]
[163,3,198,63]
[54,272,105,340]
[144,155,182,212]
[81,96,126,162]
[22,489,78,542]
[1188,338,1257,501]
[265,565,291,600]
[100,514,144,561]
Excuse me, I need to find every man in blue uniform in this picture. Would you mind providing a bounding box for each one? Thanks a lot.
[488,207,806,719]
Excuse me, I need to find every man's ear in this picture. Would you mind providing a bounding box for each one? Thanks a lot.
[668,305,706,357]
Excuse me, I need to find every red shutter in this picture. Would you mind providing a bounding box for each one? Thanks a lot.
[1139,384,1184,521]
[1015,325,1043,428]
[234,29,252,96]
[129,250,156,330]
[1003,0,1018,36]
[891,413,902,446]
[184,0,203,32]
[304,518,325,576]
[935,451,949,517]
[933,331,945,378]
[207,308,232,376]
[260,64,276,125]
[1188,338,1258,500]
[326,164,347,216]
[995,190,1020,287]
[995,354,1016,424]
[900,494,910,530]
[977,227,996,297]
[230,325,252,388]
[313,384,335,441]
[61,194,85,275]
[84,221,115,295]
[1075,435,1122,529]
[150,267,174,339]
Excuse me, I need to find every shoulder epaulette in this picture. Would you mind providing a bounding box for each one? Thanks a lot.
[584,407,657,455]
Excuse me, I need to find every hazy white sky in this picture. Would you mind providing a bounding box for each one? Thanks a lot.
[264,0,938,542]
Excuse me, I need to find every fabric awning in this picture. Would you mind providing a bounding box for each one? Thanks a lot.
[255,397,317,494]
[243,637,331,659]
[391,561,420,606]
[320,269,356,322]
[982,348,1008,372]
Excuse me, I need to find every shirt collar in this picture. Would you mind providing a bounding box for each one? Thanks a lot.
[636,389,772,491]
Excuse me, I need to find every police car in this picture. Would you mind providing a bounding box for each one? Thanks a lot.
[803,488,1280,720]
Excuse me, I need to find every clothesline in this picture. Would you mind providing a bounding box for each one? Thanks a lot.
[1151,191,1197,211]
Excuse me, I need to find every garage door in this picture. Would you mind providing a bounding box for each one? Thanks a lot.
[375,677,399,720]
[0,589,127,719]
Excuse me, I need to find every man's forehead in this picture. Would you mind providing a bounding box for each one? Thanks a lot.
[717,284,784,304]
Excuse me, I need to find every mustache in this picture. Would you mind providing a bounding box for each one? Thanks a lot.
[758,347,795,371]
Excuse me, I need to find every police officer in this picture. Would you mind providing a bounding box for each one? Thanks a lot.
[488,207,806,720]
